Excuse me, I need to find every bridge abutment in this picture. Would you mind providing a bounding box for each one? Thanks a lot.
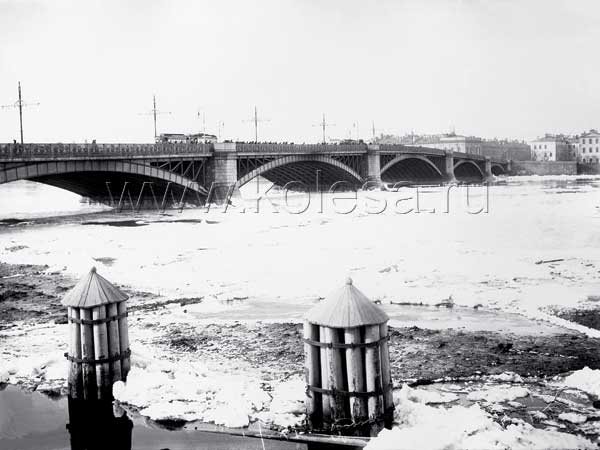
[207,143,241,204]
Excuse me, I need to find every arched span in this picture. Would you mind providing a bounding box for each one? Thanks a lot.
[0,160,208,206]
[491,164,505,176]
[454,160,484,181]
[235,154,363,189]
[380,155,443,183]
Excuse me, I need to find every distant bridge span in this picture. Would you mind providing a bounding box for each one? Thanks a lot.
[0,142,509,206]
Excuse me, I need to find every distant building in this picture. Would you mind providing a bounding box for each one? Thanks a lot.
[577,129,600,163]
[480,139,531,161]
[372,134,402,145]
[565,136,579,161]
[529,135,573,161]
[411,133,483,155]
[374,132,532,160]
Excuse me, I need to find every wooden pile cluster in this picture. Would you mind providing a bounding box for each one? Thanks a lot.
[303,278,394,437]
[62,267,130,400]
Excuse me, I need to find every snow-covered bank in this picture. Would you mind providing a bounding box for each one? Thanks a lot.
[365,385,597,450]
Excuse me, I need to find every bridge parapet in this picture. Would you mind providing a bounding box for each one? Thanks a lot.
[0,143,212,160]
[235,143,367,155]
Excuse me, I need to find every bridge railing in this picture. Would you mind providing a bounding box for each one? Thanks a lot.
[0,143,212,159]
[379,144,446,156]
[235,143,368,154]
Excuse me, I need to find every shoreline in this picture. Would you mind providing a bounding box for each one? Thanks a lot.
[3,261,600,383]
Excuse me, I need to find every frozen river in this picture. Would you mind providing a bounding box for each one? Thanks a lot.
[1,176,599,331]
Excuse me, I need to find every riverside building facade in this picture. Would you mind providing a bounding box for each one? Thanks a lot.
[577,129,600,163]
[529,135,573,161]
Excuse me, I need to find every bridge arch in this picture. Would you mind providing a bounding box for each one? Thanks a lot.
[454,159,484,180]
[380,154,443,183]
[0,160,208,206]
[236,154,363,189]
[491,164,505,176]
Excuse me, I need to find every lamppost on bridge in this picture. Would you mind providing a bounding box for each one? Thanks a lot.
[1,82,40,145]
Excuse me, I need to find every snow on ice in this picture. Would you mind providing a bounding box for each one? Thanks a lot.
[562,366,600,398]
[364,385,595,450]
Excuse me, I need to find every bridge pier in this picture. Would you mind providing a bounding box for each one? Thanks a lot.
[364,145,382,188]
[443,151,457,183]
[207,142,241,204]
[484,157,494,182]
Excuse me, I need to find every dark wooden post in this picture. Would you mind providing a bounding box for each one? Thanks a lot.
[106,303,122,383]
[304,320,321,428]
[117,300,131,379]
[67,307,83,399]
[344,327,367,428]
[365,325,383,436]
[80,308,96,400]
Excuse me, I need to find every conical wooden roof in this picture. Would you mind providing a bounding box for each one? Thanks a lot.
[305,278,388,328]
[61,267,128,308]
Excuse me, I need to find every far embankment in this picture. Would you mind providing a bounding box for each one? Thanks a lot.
[511,161,577,176]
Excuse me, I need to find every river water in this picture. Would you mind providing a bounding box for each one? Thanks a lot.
[0,385,300,450]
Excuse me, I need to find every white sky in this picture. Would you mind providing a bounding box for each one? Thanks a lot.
[1,0,599,143]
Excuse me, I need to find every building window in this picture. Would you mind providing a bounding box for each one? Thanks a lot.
[583,148,586,153]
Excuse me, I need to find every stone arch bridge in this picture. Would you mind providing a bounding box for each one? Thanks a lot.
[0,142,508,206]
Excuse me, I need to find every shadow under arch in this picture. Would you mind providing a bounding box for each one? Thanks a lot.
[0,160,208,206]
[380,155,443,184]
[454,160,484,182]
[236,155,363,190]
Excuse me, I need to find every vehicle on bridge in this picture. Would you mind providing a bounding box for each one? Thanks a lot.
[156,133,217,144]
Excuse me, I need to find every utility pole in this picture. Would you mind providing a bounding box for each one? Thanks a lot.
[312,113,335,144]
[353,121,360,141]
[1,82,39,144]
[138,95,171,141]
[197,110,206,135]
[370,120,383,143]
[217,120,224,141]
[243,106,270,143]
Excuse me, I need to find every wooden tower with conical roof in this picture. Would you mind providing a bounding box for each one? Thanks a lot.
[62,267,131,400]
[303,278,394,437]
